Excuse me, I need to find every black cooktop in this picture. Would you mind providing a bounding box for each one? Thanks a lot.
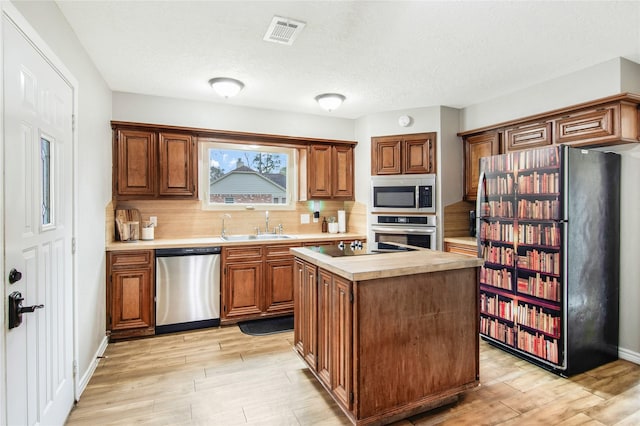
[311,242,416,258]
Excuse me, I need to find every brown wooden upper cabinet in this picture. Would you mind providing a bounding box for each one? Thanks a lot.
[463,132,500,201]
[504,121,552,152]
[307,144,354,200]
[371,132,436,175]
[158,132,197,197]
[460,94,640,201]
[554,102,639,146]
[113,126,197,200]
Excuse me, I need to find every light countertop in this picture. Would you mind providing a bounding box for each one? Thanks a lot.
[106,232,367,251]
[290,246,483,281]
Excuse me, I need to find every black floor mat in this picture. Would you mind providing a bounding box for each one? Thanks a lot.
[238,315,294,336]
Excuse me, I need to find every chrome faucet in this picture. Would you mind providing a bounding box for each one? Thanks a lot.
[221,213,231,238]
[265,210,270,234]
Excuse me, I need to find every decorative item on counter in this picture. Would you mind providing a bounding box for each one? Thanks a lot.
[328,216,338,234]
[322,217,328,233]
[122,221,139,242]
[141,221,155,240]
[337,210,346,233]
[115,207,141,241]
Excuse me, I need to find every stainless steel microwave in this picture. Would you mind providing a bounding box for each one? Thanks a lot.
[371,174,436,213]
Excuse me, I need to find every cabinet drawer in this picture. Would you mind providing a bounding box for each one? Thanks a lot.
[109,250,153,268]
[554,105,618,145]
[444,242,477,257]
[504,122,552,151]
[223,246,263,261]
[265,243,300,258]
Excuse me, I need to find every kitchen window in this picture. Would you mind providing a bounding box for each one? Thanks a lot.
[199,142,297,210]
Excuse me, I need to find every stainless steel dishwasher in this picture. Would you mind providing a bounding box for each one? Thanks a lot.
[155,246,221,334]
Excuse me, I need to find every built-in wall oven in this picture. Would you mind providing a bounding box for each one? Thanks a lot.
[370,214,437,251]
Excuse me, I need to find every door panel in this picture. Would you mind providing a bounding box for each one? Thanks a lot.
[332,276,352,409]
[4,15,75,426]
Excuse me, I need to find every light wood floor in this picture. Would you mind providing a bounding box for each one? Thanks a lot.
[66,326,640,425]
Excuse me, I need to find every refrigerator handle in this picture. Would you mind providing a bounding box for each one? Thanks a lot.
[475,169,486,257]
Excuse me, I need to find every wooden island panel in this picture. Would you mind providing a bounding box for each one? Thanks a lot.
[354,268,478,421]
[292,247,481,425]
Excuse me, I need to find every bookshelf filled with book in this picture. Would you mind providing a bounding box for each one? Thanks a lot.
[478,145,619,375]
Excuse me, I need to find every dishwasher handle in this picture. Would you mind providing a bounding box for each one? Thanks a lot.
[155,246,222,257]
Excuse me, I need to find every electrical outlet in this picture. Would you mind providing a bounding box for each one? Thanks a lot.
[149,216,158,226]
[300,214,310,224]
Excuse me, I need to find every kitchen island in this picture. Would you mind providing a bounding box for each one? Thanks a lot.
[291,246,483,425]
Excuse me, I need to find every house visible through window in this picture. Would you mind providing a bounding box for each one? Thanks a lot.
[200,142,296,210]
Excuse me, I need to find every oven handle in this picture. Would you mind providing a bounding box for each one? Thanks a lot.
[370,226,436,235]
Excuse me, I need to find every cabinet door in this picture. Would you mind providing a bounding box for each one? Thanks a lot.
[303,262,318,369]
[331,275,352,410]
[504,121,552,152]
[332,145,354,199]
[371,137,401,175]
[110,268,154,333]
[158,132,197,197]
[107,250,154,340]
[308,145,333,198]
[293,259,305,356]
[223,261,263,319]
[316,269,333,387]
[554,105,619,145]
[264,258,295,313]
[115,129,156,197]
[404,133,436,174]
[464,132,500,201]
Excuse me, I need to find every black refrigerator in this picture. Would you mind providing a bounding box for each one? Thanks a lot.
[477,145,619,376]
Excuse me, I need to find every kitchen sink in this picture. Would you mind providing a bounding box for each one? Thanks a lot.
[222,234,296,241]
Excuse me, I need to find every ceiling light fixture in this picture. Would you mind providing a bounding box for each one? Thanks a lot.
[315,93,346,112]
[208,77,245,98]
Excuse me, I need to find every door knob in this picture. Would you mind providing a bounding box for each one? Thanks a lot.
[8,291,44,329]
[8,268,22,284]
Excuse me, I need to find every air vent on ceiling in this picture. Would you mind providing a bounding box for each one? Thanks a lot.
[263,16,306,45]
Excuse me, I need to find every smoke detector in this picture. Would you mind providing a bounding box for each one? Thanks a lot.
[263,16,306,45]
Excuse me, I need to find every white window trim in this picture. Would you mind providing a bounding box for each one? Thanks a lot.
[199,141,298,211]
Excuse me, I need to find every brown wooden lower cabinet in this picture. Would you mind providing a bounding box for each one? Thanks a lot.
[294,258,318,367]
[293,258,479,425]
[222,239,356,324]
[106,250,155,341]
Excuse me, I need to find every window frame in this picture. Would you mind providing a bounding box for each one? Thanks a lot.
[40,132,56,231]
[199,141,298,211]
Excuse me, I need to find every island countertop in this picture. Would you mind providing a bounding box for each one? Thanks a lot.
[290,246,483,281]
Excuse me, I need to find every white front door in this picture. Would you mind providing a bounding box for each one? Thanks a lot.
[3,12,75,426]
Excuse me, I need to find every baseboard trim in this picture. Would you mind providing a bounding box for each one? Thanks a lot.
[619,346,640,365]
[75,335,108,400]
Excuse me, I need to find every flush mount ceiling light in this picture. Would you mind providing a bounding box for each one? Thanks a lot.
[208,77,245,98]
[315,93,346,112]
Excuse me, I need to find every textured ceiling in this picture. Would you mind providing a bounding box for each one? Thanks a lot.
[55,1,640,119]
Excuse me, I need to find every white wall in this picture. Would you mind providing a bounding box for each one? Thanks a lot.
[461,57,625,131]
[460,58,640,361]
[604,144,640,362]
[11,0,113,395]
[439,107,464,205]
[112,92,355,141]
[620,58,640,94]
